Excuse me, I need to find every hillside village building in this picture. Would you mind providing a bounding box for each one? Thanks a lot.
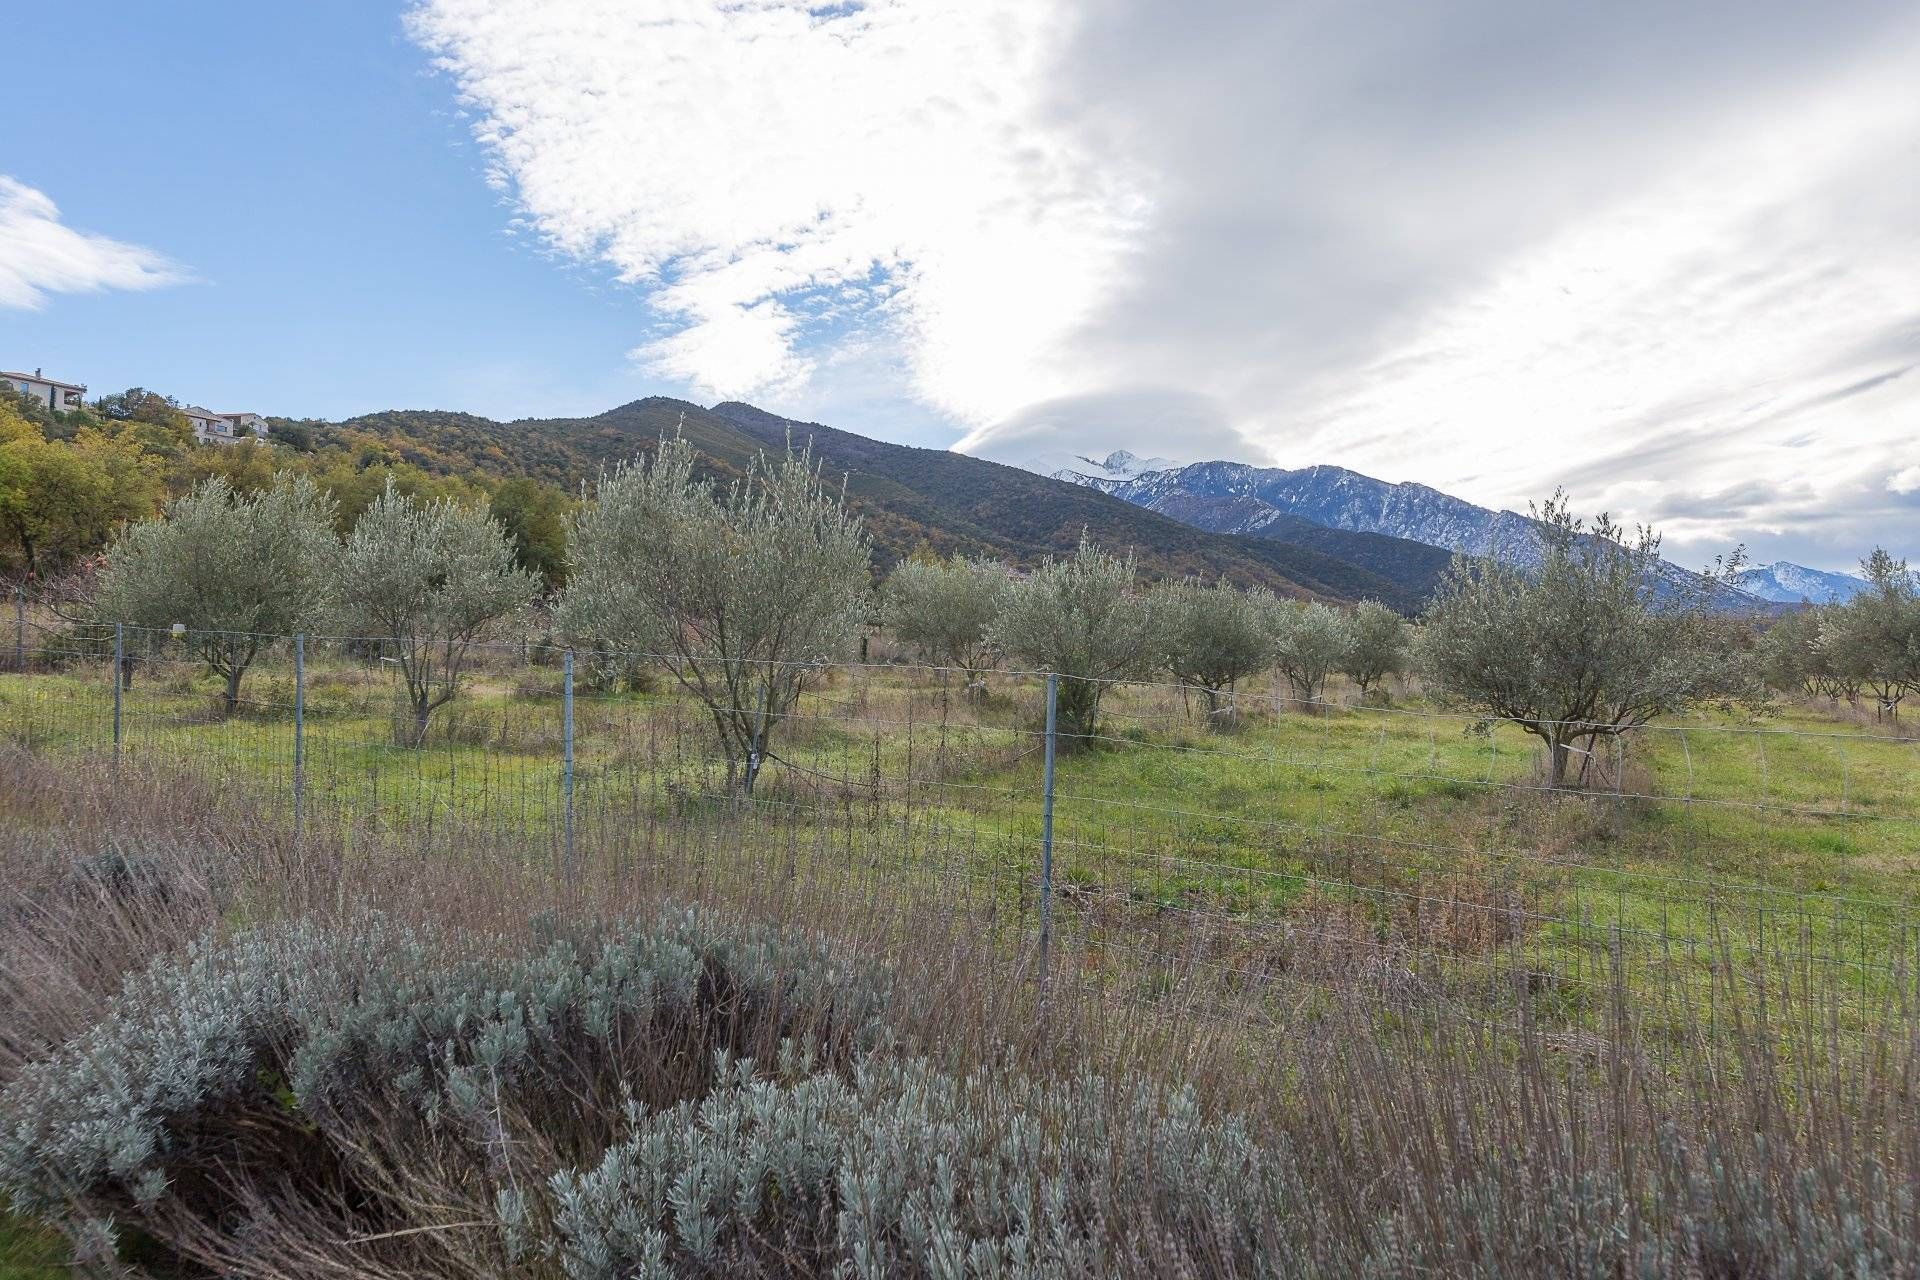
[7,366,267,444]
[1,370,86,411]
[182,405,271,445]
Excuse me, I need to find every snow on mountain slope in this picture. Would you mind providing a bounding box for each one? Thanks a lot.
[1732,561,1869,604]
[1073,461,1546,564]
[1065,459,1765,605]
[1042,448,1180,482]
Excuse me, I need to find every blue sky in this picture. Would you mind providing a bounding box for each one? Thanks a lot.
[0,1,792,430]
[3,1,1916,570]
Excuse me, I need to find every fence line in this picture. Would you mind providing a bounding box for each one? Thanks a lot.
[2,618,1917,1036]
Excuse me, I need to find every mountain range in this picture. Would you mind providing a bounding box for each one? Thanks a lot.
[1730,561,1870,604]
[298,399,1453,610]
[283,398,1863,611]
[1050,456,1866,606]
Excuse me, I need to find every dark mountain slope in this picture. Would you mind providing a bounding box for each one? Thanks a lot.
[705,401,1445,606]
[304,397,1449,607]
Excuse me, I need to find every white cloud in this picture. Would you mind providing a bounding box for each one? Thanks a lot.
[1275,42,1920,558]
[1891,465,1920,496]
[0,177,186,310]
[407,0,1147,419]
[410,0,1920,567]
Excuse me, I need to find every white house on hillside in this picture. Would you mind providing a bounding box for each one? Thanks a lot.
[1,369,87,411]
[183,405,270,445]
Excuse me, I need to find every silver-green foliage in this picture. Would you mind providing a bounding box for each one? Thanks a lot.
[1817,549,1920,717]
[2,910,1912,1278]
[0,907,894,1269]
[1419,492,1750,784]
[556,436,872,795]
[1155,576,1280,722]
[547,1056,1282,1279]
[1340,600,1410,698]
[882,556,1012,686]
[1759,604,1840,699]
[333,481,539,745]
[541,1057,1916,1280]
[95,476,338,711]
[1271,600,1350,705]
[990,534,1162,739]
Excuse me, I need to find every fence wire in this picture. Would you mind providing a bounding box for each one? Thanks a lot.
[3,612,1918,1037]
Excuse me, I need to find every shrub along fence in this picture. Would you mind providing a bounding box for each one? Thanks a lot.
[3,616,1919,1038]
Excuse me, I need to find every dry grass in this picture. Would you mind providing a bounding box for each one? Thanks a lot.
[4,735,1920,1274]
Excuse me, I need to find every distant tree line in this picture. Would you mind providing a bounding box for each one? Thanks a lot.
[70,409,1912,790]
[1757,549,1920,719]
[0,384,573,592]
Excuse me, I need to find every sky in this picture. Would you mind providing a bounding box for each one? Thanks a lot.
[2,1,1916,572]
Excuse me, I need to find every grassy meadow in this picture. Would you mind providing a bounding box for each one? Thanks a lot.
[3,637,1915,1036]
[5,643,1920,1276]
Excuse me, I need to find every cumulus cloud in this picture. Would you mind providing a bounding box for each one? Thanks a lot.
[406,0,1147,418]
[0,177,186,310]
[410,0,1920,569]
[1891,465,1920,496]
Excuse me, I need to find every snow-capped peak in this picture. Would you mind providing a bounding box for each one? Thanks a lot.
[1086,449,1177,477]
[1035,447,1180,482]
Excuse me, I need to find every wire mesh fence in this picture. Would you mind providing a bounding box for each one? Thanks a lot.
[4,609,1918,1038]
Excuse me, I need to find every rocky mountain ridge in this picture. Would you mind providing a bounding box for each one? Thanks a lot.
[1055,457,1792,606]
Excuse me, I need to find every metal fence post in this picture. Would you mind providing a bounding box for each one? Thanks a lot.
[11,585,22,672]
[1039,672,1057,989]
[112,622,124,767]
[562,649,575,883]
[293,634,306,847]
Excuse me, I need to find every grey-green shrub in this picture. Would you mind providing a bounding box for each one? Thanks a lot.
[333,480,540,746]
[1271,600,1349,705]
[5,909,1917,1279]
[991,533,1162,740]
[1155,576,1280,725]
[0,907,892,1274]
[556,435,873,797]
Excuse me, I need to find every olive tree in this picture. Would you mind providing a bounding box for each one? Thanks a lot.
[1156,576,1279,726]
[1271,601,1349,705]
[556,436,871,797]
[1340,600,1411,699]
[96,476,337,713]
[883,555,1012,695]
[1419,491,1749,786]
[990,534,1162,742]
[1819,549,1920,719]
[1758,605,1834,699]
[334,482,538,746]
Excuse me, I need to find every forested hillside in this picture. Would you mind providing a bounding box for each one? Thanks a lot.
[4,387,1452,607]
[301,398,1449,606]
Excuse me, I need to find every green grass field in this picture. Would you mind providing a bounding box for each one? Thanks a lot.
[0,1217,64,1279]
[3,651,1918,1277]
[3,650,1916,1028]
